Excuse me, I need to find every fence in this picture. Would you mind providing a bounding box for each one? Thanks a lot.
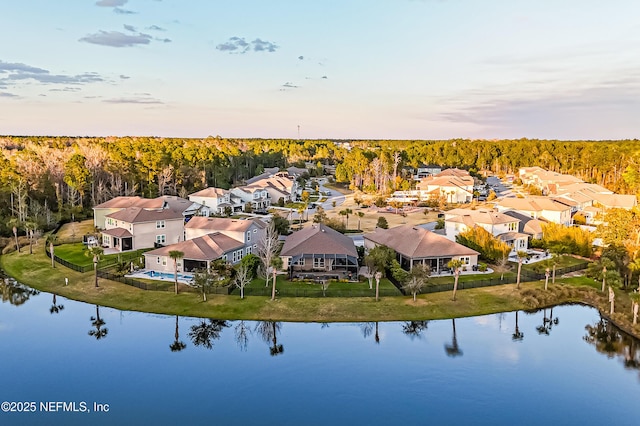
[234,287,402,298]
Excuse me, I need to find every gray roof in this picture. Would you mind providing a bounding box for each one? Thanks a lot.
[280,224,357,257]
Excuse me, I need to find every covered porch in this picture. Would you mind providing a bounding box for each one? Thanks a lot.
[101,228,133,252]
[287,253,359,280]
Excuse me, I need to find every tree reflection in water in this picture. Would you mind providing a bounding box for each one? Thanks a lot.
[49,294,64,314]
[402,321,428,340]
[359,322,381,344]
[584,316,640,377]
[255,321,284,356]
[170,315,186,352]
[188,319,228,350]
[444,319,463,358]
[88,305,108,340]
[535,308,559,336]
[0,277,39,306]
[234,320,251,352]
[512,311,524,342]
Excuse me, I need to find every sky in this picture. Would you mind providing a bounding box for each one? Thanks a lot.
[2,0,640,140]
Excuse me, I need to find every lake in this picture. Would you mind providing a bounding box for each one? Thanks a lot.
[0,276,638,425]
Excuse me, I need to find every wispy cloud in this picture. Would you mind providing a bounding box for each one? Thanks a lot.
[0,60,105,89]
[216,37,278,54]
[282,82,298,88]
[119,74,130,79]
[95,0,127,6]
[79,30,152,47]
[123,24,136,32]
[0,92,19,98]
[147,25,166,31]
[103,95,163,104]
[114,7,136,15]
[0,61,48,74]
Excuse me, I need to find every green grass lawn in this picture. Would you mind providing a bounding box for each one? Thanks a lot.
[429,271,514,285]
[53,243,147,268]
[235,275,401,297]
[521,255,587,274]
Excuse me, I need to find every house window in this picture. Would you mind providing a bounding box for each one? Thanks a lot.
[156,220,165,229]
[246,246,252,255]
[222,255,227,262]
[157,257,160,264]
[253,244,257,249]
[294,258,305,266]
[247,231,251,242]
[508,222,517,231]
[156,234,166,244]
[162,258,167,266]
[103,235,110,245]
[459,256,470,265]
[253,229,257,233]
[314,258,325,268]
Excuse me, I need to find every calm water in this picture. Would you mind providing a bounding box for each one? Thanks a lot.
[1,277,638,426]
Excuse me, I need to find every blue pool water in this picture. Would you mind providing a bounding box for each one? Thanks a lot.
[143,271,192,280]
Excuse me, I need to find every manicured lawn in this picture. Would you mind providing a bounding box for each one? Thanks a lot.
[236,276,401,296]
[53,243,148,268]
[429,271,514,285]
[521,255,587,274]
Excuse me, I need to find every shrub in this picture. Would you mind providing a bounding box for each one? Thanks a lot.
[376,216,389,229]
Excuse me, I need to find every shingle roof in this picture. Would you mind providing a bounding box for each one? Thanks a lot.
[144,233,243,261]
[185,216,265,232]
[106,207,184,223]
[189,187,230,198]
[364,225,479,259]
[101,227,133,238]
[498,196,570,212]
[446,209,519,225]
[94,196,144,209]
[280,223,357,257]
[503,210,545,235]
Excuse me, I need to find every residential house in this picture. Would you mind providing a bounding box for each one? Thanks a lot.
[496,196,572,226]
[363,224,479,273]
[143,232,245,274]
[503,211,545,240]
[101,207,184,251]
[185,217,266,257]
[414,164,442,179]
[94,195,202,229]
[188,187,232,216]
[280,223,359,279]
[444,209,528,253]
[416,174,474,204]
[230,185,271,211]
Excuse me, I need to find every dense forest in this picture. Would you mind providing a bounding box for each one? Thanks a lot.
[1,136,639,237]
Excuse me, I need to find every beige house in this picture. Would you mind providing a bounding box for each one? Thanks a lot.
[94,195,202,229]
[230,185,271,211]
[416,171,474,204]
[364,224,479,273]
[188,188,232,215]
[280,223,359,279]
[496,197,572,226]
[444,209,528,253]
[143,232,245,274]
[185,217,266,256]
[101,207,185,251]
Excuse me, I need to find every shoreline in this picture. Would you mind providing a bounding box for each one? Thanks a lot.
[2,242,639,338]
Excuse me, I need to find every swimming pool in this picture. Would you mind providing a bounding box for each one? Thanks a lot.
[143,271,193,281]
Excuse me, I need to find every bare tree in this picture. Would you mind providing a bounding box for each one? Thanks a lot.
[258,221,280,288]
[234,263,252,299]
[234,320,252,351]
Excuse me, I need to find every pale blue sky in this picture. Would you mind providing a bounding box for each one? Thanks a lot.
[2,0,640,139]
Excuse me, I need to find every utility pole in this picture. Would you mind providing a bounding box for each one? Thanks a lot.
[297,125,300,140]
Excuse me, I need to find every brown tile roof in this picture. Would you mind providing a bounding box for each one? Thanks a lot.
[95,195,193,213]
[189,187,230,198]
[498,196,570,212]
[144,233,243,261]
[364,225,479,259]
[280,223,357,257]
[101,227,133,238]
[106,207,184,223]
[185,216,265,232]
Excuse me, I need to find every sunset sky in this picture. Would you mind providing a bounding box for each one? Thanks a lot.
[2,0,640,140]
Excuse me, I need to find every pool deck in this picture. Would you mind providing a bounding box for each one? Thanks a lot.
[126,270,194,285]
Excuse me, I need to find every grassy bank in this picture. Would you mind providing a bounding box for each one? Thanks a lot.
[2,238,639,333]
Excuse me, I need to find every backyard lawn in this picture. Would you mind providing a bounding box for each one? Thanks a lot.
[53,243,147,268]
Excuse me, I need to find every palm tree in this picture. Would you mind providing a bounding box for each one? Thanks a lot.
[403,264,430,302]
[49,294,64,314]
[402,321,428,340]
[85,246,104,288]
[88,305,108,340]
[447,259,464,301]
[629,258,640,291]
[374,271,382,302]
[356,211,365,231]
[47,234,57,268]
[23,221,36,255]
[168,250,184,295]
[255,321,284,356]
[515,250,528,290]
[444,319,463,357]
[339,208,352,228]
[10,222,20,253]
[630,293,640,326]
[512,311,524,341]
[169,315,186,352]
